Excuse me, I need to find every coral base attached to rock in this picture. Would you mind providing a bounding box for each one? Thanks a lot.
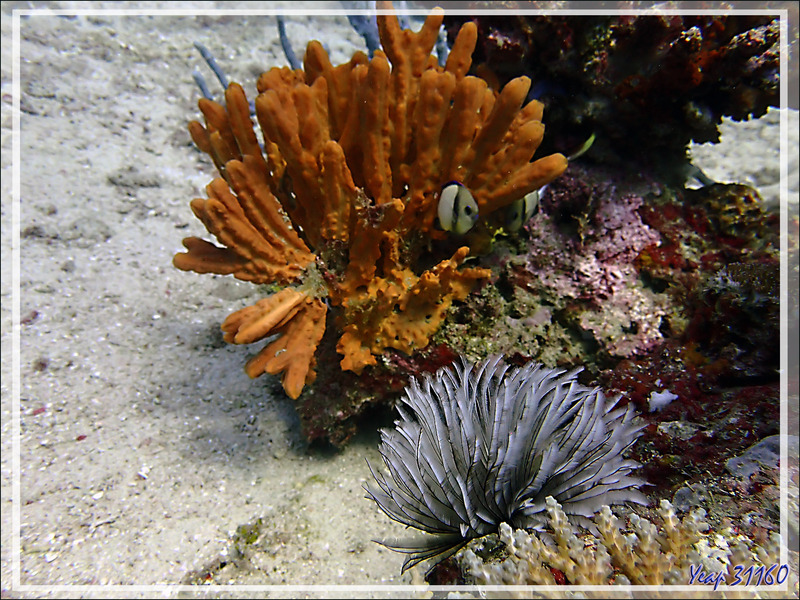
[454,496,796,592]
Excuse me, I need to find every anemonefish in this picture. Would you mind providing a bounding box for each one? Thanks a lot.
[437,181,479,235]
[504,186,544,233]
[502,132,596,233]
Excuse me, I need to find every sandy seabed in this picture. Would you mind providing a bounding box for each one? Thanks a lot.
[1,2,798,598]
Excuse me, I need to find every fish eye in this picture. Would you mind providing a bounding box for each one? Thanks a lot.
[463,205,473,215]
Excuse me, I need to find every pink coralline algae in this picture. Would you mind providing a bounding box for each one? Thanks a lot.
[589,194,662,263]
[514,167,670,359]
[592,182,782,497]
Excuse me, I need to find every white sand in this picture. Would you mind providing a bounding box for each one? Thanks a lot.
[1,1,796,597]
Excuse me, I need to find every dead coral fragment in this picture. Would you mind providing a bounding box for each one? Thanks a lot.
[174,6,567,398]
[459,496,789,587]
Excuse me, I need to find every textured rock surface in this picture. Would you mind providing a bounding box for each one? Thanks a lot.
[1,1,797,595]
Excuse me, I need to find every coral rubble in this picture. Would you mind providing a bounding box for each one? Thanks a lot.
[174,4,567,433]
[456,496,795,591]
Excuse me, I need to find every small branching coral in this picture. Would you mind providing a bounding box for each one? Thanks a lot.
[173,5,567,399]
[364,355,647,572]
[458,496,792,591]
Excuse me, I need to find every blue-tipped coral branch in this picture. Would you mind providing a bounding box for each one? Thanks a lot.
[276,15,301,70]
[192,41,229,99]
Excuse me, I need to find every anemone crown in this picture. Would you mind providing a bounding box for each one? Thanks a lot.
[365,355,649,572]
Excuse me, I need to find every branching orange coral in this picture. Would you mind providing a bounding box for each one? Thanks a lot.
[174,5,568,398]
[220,288,327,400]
